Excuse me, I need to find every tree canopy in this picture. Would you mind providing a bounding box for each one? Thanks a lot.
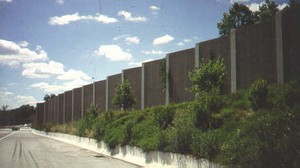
[217,0,285,36]
[217,3,256,36]
[257,0,278,21]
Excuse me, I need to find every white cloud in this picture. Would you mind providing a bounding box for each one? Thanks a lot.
[56,0,64,4]
[176,42,185,46]
[183,38,192,43]
[0,91,14,97]
[128,59,154,67]
[125,36,140,44]
[0,91,37,109]
[49,13,84,25]
[15,95,36,105]
[49,13,118,25]
[247,2,261,12]
[149,5,160,11]
[153,34,174,45]
[142,50,165,55]
[57,69,91,81]
[18,41,29,47]
[94,45,132,61]
[118,11,147,22]
[0,39,48,67]
[278,3,288,10]
[0,0,13,2]
[30,82,63,93]
[22,61,64,78]
[230,0,249,4]
[93,13,119,24]
[112,34,140,44]
[247,2,288,12]
[21,59,91,92]
[30,78,90,93]
[176,38,192,46]
[113,34,129,41]
[149,5,160,14]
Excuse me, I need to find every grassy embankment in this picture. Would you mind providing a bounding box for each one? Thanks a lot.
[45,79,300,168]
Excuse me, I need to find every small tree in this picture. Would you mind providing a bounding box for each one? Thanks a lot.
[257,0,278,22]
[217,1,282,36]
[289,0,300,8]
[112,80,136,111]
[187,57,227,95]
[217,3,257,36]
[43,94,51,101]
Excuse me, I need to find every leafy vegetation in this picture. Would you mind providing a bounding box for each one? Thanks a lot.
[0,104,35,126]
[47,79,300,167]
[112,79,136,111]
[217,0,296,36]
[187,57,227,94]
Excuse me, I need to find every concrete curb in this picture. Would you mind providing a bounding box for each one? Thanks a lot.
[32,129,222,168]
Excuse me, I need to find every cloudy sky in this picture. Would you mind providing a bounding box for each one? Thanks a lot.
[0,0,288,109]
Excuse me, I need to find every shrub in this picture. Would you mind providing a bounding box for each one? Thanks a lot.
[75,118,88,137]
[247,79,269,111]
[131,118,159,151]
[166,108,195,154]
[268,83,294,109]
[191,129,221,161]
[187,57,227,94]
[92,117,107,141]
[153,105,175,130]
[103,127,124,149]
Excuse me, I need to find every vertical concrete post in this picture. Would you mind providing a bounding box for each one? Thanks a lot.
[43,102,46,124]
[105,78,109,111]
[230,29,237,93]
[195,43,200,68]
[276,12,284,84]
[71,89,74,122]
[81,87,84,117]
[57,96,59,125]
[93,82,96,106]
[63,93,66,124]
[165,54,170,105]
[121,70,125,83]
[141,63,145,109]
[49,99,52,123]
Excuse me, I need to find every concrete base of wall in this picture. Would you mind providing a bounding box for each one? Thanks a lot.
[32,130,222,168]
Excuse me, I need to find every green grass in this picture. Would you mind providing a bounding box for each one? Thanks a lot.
[48,80,300,168]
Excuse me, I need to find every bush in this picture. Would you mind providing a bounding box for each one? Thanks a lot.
[75,118,88,137]
[166,108,195,154]
[131,118,159,151]
[92,117,107,141]
[247,79,269,111]
[188,57,227,94]
[192,129,221,161]
[153,105,175,130]
[103,127,124,149]
[268,83,294,109]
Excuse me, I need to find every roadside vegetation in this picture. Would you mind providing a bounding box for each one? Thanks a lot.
[44,57,300,167]
[46,79,300,167]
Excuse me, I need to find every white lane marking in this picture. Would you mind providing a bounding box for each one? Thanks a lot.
[0,131,18,141]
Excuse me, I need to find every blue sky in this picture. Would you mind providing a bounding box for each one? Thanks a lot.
[0,0,288,109]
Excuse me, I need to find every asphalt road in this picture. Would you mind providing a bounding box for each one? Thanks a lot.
[0,129,140,168]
